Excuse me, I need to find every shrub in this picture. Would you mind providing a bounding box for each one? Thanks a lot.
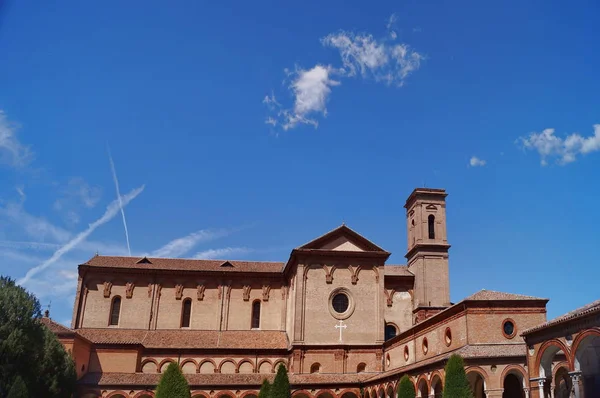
[397,375,415,398]
[442,354,473,398]
[155,362,191,398]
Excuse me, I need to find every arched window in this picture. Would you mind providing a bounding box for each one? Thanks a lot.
[428,215,435,239]
[109,296,121,326]
[251,300,261,329]
[310,363,321,374]
[357,362,366,373]
[181,298,192,328]
[385,324,397,341]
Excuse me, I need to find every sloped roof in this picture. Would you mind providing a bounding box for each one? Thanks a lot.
[464,289,547,302]
[384,265,413,277]
[522,299,600,335]
[40,316,75,336]
[75,329,289,350]
[79,371,369,387]
[296,224,388,253]
[83,256,284,273]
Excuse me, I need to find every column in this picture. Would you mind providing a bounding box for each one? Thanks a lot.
[530,377,546,398]
[569,371,582,398]
[524,388,530,398]
[484,389,504,398]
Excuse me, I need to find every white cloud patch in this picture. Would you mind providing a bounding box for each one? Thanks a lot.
[469,156,486,167]
[194,247,253,260]
[0,110,33,168]
[53,177,102,225]
[264,17,423,131]
[0,202,72,243]
[151,228,233,258]
[518,124,600,165]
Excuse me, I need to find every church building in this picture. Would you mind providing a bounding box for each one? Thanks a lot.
[45,188,565,398]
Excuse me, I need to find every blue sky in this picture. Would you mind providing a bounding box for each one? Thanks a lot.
[1,0,599,327]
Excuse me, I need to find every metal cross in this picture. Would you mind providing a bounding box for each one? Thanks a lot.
[335,320,347,342]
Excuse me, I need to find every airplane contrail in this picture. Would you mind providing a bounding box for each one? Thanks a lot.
[108,146,132,256]
[17,185,145,285]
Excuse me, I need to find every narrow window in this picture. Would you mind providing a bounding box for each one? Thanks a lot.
[385,324,397,341]
[181,298,192,328]
[251,301,261,329]
[428,215,435,239]
[109,296,121,326]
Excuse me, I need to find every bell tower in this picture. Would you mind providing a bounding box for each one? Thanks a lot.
[404,188,451,322]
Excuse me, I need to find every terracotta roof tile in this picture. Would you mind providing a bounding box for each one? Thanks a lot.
[83,256,284,273]
[79,372,369,387]
[75,329,289,350]
[465,290,547,302]
[522,299,600,335]
[366,344,525,382]
[40,317,75,336]
[384,266,413,277]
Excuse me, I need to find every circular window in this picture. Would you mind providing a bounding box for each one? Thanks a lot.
[403,345,409,361]
[332,293,349,313]
[422,337,429,354]
[502,318,517,339]
[328,288,355,320]
[444,327,452,346]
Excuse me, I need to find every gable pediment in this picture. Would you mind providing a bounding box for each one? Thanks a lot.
[296,225,387,253]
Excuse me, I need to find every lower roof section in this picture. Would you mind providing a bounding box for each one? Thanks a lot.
[76,328,290,350]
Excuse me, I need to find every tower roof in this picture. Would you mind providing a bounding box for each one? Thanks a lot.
[404,187,447,209]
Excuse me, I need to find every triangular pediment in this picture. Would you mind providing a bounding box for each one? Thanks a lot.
[296,225,387,252]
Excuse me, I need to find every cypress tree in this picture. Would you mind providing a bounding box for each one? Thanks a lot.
[7,376,28,398]
[155,362,191,398]
[270,365,291,398]
[258,379,271,398]
[397,375,415,398]
[442,354,473,398]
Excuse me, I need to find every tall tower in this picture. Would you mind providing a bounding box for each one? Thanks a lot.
[404,188,451,323]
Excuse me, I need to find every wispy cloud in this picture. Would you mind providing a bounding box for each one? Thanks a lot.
[0,202,71,243]
[386,13,398,39]
[0,239,128,256]
[107,147,132,256]
[0,110,33,168]
[53,177,102,224]
[264,15,423,131]
[17,185,145,285]
[518,124,600,166]
[469,156,486,167]
[193,247,253,260]
[151,228,234,258]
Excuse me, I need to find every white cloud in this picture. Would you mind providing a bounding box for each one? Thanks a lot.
[17,185,145,285]
[53,177,102,225]
[0,110,33,168]
[519,124,600,165]
[194,247,252,260]
[386,13,398,39]
[264,19,423,131]
[0,202,72,242]
[469,156,486,167]
[151,228,233,258]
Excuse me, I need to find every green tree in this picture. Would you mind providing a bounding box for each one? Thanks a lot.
[155,362,191,398]
[270,364,291,398]
[258,379,271,398]
[397,375,416,398]
[0,276,76,397]
[442,354,473,398]
[6,376,28,398]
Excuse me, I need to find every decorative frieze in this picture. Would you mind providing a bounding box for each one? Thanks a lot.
[125,282,135,299]
[262,285,271,301]
[175,284,184,300]
[197,284,205,301]
[243,285,251,301]
[103,281,112,298]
